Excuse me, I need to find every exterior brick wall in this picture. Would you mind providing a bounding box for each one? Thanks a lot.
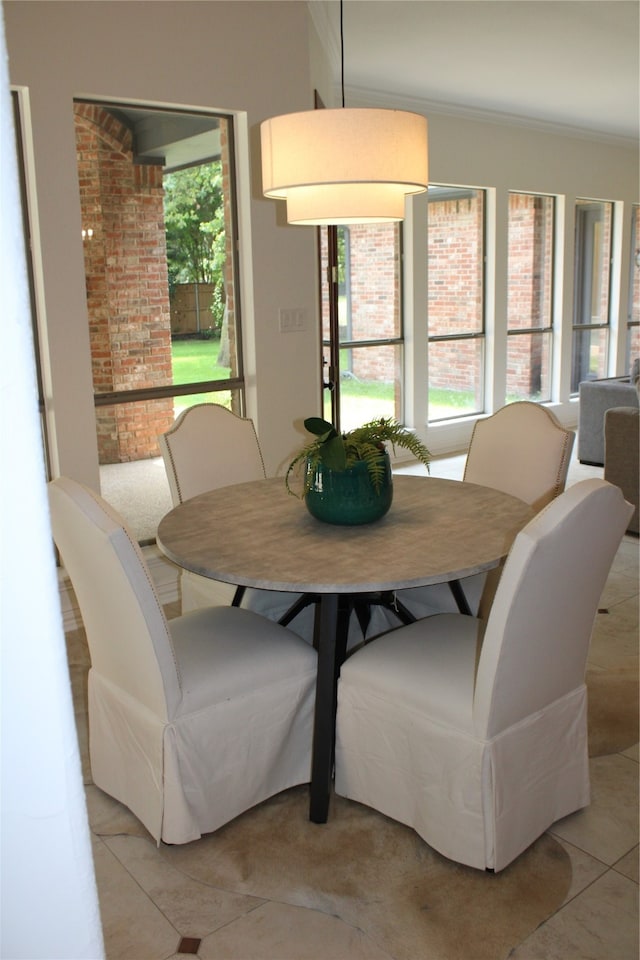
[320,222,400,386]
[74,103,174,463]
[428,194,484,395]
[348,224,400,382]
[505,193,553,398]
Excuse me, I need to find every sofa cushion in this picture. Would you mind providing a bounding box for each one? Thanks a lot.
[604,406,639,534]
[578,377,639,465]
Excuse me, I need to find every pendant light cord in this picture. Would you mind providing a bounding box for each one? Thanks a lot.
[340,0,345,107]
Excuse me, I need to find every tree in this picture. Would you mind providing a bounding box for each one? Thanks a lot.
[163,162,226,330]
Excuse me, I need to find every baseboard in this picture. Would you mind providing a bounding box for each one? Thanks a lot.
[58,544,180,631]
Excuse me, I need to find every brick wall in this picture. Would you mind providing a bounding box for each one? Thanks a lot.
[505,194,553,398]
[74,103,174,463]
[320,222,400,387]
[427,194,484,394]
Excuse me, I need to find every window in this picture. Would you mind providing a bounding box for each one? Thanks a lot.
[73,100,245,541]
[74,100,244,469]
[628,204,640,365]
[427,186,485,421]
[320,223,403,432]
[506,193,555,402]
[571,198,613,392]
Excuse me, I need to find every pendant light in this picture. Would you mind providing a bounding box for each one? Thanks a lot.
[260,2,428,225]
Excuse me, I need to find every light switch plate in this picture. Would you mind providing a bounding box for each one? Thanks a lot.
[279,308,307,332]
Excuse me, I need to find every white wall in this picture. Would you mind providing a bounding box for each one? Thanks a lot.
[0,4,104,955]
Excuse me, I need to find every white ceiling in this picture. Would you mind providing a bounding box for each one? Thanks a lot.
[314,0,640,145]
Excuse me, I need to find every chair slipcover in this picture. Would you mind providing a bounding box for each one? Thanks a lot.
[49,477,317,844]
[397,401,575,620]
[335,479,632,871]
[159,403,310,632]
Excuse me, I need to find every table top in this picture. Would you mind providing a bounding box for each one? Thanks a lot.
[156,475,533,595]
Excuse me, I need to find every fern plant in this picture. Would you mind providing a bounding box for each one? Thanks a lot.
[286,416,432,497]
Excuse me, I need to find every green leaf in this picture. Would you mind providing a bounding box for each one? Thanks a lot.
[320,435,347,470]
[304,417,337,440]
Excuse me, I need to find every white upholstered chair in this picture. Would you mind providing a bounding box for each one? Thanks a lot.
[159,403,265,610]
[159,404,312,634]
[396,401,575,620]
[463,401,575,512]
[49,476,317,844]
[159,403,266,506]
[335,479,632,872]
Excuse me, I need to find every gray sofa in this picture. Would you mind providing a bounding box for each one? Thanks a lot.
[578,375,639,465]
[604,406,639,534]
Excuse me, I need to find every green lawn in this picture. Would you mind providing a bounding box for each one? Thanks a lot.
[171,336,480,420]
[171,337,230,383]
[171,337,232,411]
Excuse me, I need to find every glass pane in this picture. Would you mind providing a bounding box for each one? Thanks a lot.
[336,344,403,433]
[170,388,241,421]
[340,224,401,341]
[628,325,640,365]
[320,229,332,344]
[321,223,402,430]
[96,391,240,464]
[628,204,640,365]
[321,224,401,344]
[98,390,242,541]
[571,327,608,392]
[506,332,552,402]
[508,193,554,330]
[427,186,484,337]
[75,101,242,470]
[428,339,484,420]
[573,200,612,327]
[171,335,231,393]
[165,156,240,382]
[629,205,640,324]
[571,199,612,391]
[322,344,333,422]
[96,398,172,464]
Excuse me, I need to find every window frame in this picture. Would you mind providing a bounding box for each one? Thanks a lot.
[571,198,614,393]
[320,222,405,432]
[427,184,487,423]
[76,98,247,417]
[627,203,640,367]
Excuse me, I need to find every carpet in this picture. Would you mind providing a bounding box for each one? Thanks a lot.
[99,456,172,544]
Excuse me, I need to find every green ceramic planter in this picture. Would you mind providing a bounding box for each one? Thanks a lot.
[304,453,393,526]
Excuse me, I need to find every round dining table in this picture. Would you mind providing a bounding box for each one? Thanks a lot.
[157,474,533,823]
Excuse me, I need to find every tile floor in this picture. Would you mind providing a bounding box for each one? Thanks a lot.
[79,452,638,959]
